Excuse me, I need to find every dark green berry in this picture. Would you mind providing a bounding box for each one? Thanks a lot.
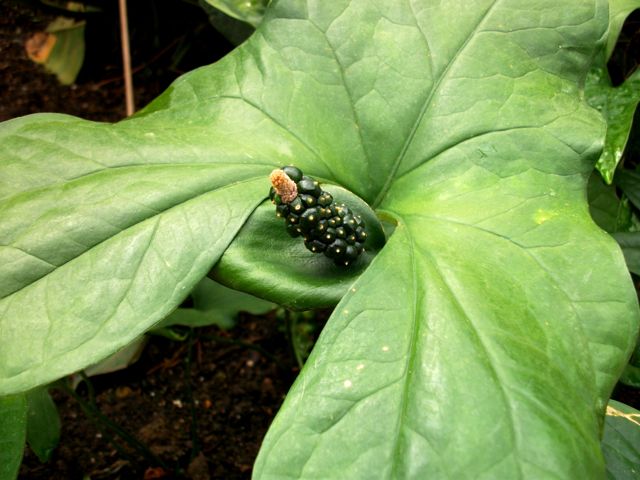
[299,194,317,207]
[270,166,367,266]
[282,165,303,182]
[300,208,319,229]
[298,177,321,197]
[276,204,290,218]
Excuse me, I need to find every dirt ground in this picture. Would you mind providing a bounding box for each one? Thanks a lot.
[18,314,301,480]
[2,1,640,479]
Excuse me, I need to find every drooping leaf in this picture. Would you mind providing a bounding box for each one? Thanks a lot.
[619,341,640,387]
[602,400,640,479]
[588,172,633,233]
[0,394,27,480]
[199,1,255,45]
[25,17,86,86]
[70,336,148,388]
[585,0,640,183]
[157,277,275,330]
[26,386,61,463]
[613,232,640,275]
[0,1,638,478]
[202,0,268,27]
[616,169,640,210]
[606,0,640,59]
[586,67,640,183]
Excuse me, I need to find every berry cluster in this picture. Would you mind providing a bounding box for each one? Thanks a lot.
[269,166,367,266]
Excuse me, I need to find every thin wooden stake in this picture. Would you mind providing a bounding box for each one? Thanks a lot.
[118,0,134,116]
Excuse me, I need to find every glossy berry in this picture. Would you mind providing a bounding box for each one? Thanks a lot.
[269,166,368,266]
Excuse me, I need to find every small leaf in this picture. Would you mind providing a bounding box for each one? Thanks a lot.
[606,0,640,60]
[25,17,85,86]
[588,172,633,233]
[603,400,640,479]
[619,340,640,387]
[26,387,61,463]
[70,336,148,388]
[616,169,640,211]
[157,277,275,330]
[585,0,640,182]
[586,67,640,183]
[202,0,268,27]
[613,232,640,275]
[0,394,27,480]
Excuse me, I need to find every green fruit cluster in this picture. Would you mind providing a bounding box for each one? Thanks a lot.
[269,166,367,266]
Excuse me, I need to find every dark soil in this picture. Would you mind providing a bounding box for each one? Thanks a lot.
[1,0,233,122]
[18,314,302,480]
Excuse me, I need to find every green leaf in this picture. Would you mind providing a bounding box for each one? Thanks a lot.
[603,400,640,479]
[588,172,633,233]
[72,336,147,386]
[0,137,272,393]
[0,394,27,480]
[606,0,640,60]
[200,2,255,45]
[619,340,640,387]
[202,0,268,27]
[0,0,639,478]
[157,277,275,330]
[26,387,60,463]
[585,0,640,183]
[586,67,640,183]
[212,185,386,309]
[613,232,640,275]
[26,17,86,86]
[616,169,640,211]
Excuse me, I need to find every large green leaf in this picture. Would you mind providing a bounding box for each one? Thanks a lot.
[0,0,638,478]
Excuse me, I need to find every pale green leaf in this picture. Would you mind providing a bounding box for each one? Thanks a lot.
[158,277,275,329]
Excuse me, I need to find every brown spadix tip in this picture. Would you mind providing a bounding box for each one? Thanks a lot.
[269,169,298,203]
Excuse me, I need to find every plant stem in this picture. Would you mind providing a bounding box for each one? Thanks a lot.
[118,0,135,116]
[285,310,305,370]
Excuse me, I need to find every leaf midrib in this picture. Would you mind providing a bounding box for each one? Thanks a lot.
[372,0,499,209]
[0,176,267,301]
